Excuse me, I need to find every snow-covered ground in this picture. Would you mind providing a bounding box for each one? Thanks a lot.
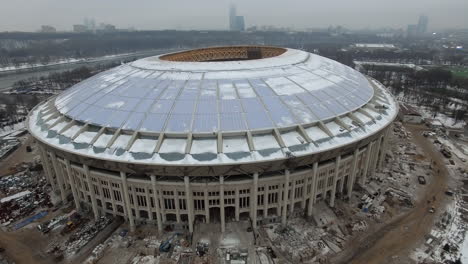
[0,121,25,138]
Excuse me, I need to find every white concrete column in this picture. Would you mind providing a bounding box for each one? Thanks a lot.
[38,146,54,190]
[204,189,210,224]
[184,176,194,233]
[219,176,225,233]
[380,126,392,169]
[150,175,162,231]
[301,173,309,210]
[361,143,373,185]
[263,185,268,218]
[64,160,81,211]
[281,169,290,226]
[174,190,181,223]
[251,173,258,229]
[50,153,67,202]
[370,138,381,176]
[109,185,117,216]
[290,176,296,213]
[84,164,99,221]
[307,162,318,217]
[132,190,140,220]
[235,188,240,221]
[145,187,152,221]
[158,185,166,223]
[330,156,341,207]
[347,149,359,199]
[120,172,135,232]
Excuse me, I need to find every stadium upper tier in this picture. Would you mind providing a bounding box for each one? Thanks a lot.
[28,46,397,167]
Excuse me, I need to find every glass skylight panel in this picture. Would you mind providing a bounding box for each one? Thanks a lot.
[122,112,144,130]
[281,95,317,123]
[98,95,140,112]
[233,80,256,98]
[145,79,171,99]
[114,78,158,98]
[218,80,238,99]
[307,102,335,120]
[134,99,154,113]
[105,110,130,128]
[172,100,195,114]
[337,96,359,111]
[66,103,89,117]
[220,113,246,131]
[83,90,107,105]
[140,113,167,132]
[78,105,101,123]
[262,97,296,126]
[250,79,276,97]
[322,99,348,116]
[150,100,174,114]
[193,114,218,133]
[159,80,184,100]
[245,109,273,130]
[241,98,264,113]
[165,114,192,133]
[264,77,305,96]
[220,99,242,113]
[196,100,217,114]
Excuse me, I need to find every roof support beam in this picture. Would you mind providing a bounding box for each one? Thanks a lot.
[72,124,88,140]
[154,133,165,153]
[318,121,334,138]
[297,125,313,144]
[125,131,139,151]
[273,129,286,148]
[217,132,223,154]
[58,120,76,134]
[357,109,375,121]
[348,113,365,127]
[335,117,351,132]
[106,129,121,148]
[246,131,255,151]
[89,127,105,145]
[185,133,193,154]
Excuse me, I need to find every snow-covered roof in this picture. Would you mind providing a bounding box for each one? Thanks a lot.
[28,46,398,168]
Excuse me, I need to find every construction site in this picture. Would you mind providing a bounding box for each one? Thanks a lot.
[0,46,467,264]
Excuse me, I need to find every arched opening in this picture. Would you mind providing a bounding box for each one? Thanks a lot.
[225,206,236,222]
[209,207,221,223]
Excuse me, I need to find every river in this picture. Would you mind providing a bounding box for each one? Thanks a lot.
[0,49,179,91]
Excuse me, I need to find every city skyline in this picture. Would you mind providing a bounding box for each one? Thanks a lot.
[0,0,467,32]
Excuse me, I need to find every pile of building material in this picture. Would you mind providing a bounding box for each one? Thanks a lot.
[0,169,51,227]
[62,216,113,256]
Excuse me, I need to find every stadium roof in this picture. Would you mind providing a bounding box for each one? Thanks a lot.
[28,46,398,168]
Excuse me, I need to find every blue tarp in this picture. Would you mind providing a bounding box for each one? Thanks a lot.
[14,211,48,230]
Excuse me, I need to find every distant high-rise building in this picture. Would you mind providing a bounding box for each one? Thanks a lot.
[40,25,56,33]
[417,15,428,34]
[229,4,237,31]
[407,15,429,37]
[229,4,245,31]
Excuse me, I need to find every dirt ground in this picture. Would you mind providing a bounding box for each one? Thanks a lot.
[333,123,451,264]
[0,226,55,264]
[0,134,37,177]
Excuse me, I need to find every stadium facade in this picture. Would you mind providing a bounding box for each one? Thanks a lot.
[28,46,398,232]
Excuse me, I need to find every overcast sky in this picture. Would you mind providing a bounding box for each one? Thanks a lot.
[1,0,467,32]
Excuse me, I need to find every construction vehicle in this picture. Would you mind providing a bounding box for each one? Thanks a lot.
[159,233,179,252]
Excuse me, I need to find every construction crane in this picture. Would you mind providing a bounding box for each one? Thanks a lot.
[159,233,179,252]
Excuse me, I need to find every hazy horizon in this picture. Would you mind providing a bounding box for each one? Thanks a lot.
[1,0,468,32]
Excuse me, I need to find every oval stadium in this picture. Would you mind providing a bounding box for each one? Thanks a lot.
[27,46,398,233]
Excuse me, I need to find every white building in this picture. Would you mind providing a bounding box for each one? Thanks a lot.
[28,46,398,233]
